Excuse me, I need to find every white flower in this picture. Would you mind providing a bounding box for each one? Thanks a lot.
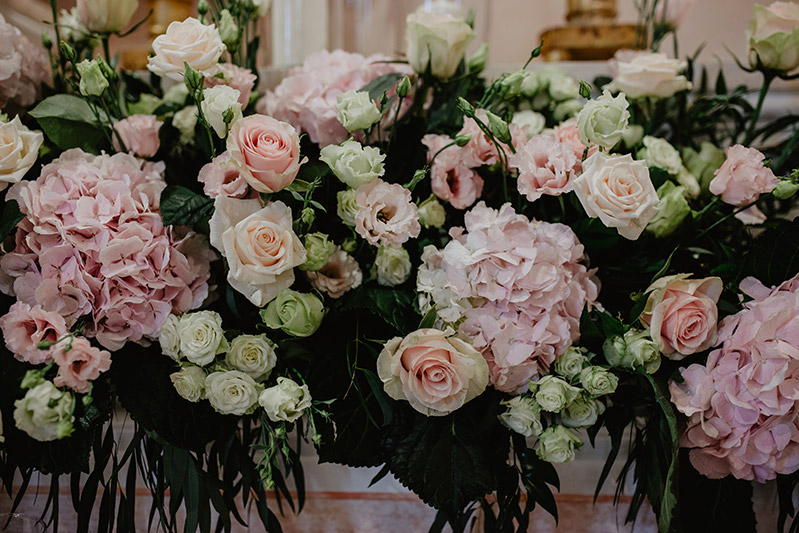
[579,366,619,396]
[747,2,799,73]
[225,334,277,379]
[562,396,605,428]
[147,18,226,81]
[676,166,700,199]
[159,314,181,360]
[640,136,682,175]
[553,99,583,122]
[374,246,412,287]
[334,90,382,132]
[13,382,74,442]
[573,152,659,240]
[259,377,312,423]
[405,10,476,79]
[205,371,261,416]
[336,189,359,227]
[59,8,90,42]
[177,311,229,366]
[76,0,137,33]
[621,123,645,149]
[604,328,662,374]
[499,396,543,437]
[520,71,541,97]
[511,110,546,139]
[417,195,446,229]
[0,117,43,191]
[320,140,385,188]
[163,83,190,105]
[536,425,584,463]
[170,366,207,402]
[576,90,630,149]
[552,346,591,381]
[252,0,272,17]
[606,52,692,99]
[173,106,198,145]
[531,375,581,413]
[547,72,581,101]
[202,86,242,138]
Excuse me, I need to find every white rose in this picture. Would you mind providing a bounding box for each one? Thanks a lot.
[77,0,137,33]
[553,99,584,122]
[173,105,198,144]
[159,314,181,360]
[562,396,605,428]
[405,10,476,79]
[209,198,306,307]
[319,140,385,188]
[225,334,277,379]
[621,123,645,149]
[334,90,382,132]
[259,377,312,423]
[640,136,682,175]
[603,328,662,374]
[520,71,541,97]
[202,85,242,138]
[573,152,659,240]
[147,18,226,81]
[511,110,546,139]
[59,8,90,42]
[417,195,446,229]
[170,366,207,402]
[13,382,74,442]
[336,189,359,227]
[606,52,692,99]
[747,2,799,73]
[498,396,543,438]
[552,346,591,381]
[177,311,229,366]
[535,425,584,463]
[0,117,43,191]
[374,245,412,287]
[531,375,581,413]
[576,90,630,149]
[205,371,261,416]
[579,366,619,397]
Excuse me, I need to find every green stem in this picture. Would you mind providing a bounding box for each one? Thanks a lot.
[743,72,774,146]
[102,36,111,63]
[388,95,405,152]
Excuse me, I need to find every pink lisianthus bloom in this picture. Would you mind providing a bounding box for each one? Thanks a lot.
[205,63,257,106]
[0,302,68,364]
[458,110,500,167]
[197,152,251,199]
[709,145,779,206]
[509,134,579,202]
[113,115,163,158]
[305,247,363,299]
[422,134,484,209]
[354,179,421,247]
[52,337,112,394]
[553,118,599,172]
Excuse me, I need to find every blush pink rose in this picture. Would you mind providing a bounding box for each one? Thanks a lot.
[113,115,163,157]
[709,144,779,206]
[0,302,67,364]
[227,115,306,194]
[422,134,484,209]
[197,152,251,198]
[205,63,257,106]
[376,328,489,416]
[305,247,363,299]
[52,336,112,393]
[354,179,421,247]
[509,134,579,202]
[641,274,723,359]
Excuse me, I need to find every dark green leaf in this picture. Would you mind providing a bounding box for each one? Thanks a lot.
[0,200,23,241]
[160,185,215,227]
[740,218,799,286]
[29,95,106,152]
[360,73,404,102]
[361,368,393,427]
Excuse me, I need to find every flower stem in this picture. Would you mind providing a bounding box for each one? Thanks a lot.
[743,72,775,146]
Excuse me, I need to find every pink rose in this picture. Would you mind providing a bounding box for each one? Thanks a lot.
[198,152,251,198]
[113,115,163,158]
[354,179,421,247]
[52,337,112,393]
[227,115,305,194]
[509,134,578,202]
[305,247,363,299]
[422,134,483,209]
[0,302,67,364]
[205,63,258,107]
[641,274,723,359]
[376,328,489,416]
[709,145,779,206]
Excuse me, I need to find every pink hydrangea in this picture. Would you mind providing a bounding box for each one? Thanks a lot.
[258,50,413,147]
[354,179,421,247]
[670,273,799,483]
[205,63,257,106]
[417,202,600,392]
[0,301,67,364]
[509,134,579,202]
[0,149,212,351]
[0,13,50,109]
[422,134,484,209]
[709,145,779,206]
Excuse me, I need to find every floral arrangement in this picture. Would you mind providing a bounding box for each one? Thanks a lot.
[1,0,799,532]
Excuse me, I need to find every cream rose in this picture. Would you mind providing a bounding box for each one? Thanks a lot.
[159,315,181,360]
[640,274,723,359]
[202,85,242,138]
[405,10,476,79]
[374,245,412,287]
[748,2,799,73]
[173,105,198,144]
[573,152,659,240]
[579,366,619,397]
[552,346,591,381]
[576,90,630,149]
[640,135,682,175]
[77,0,137,33]
[205,371,261,416]
[261,289,324,337]
[209,198,306,307]
[336,189,359,226]
[170,365,207,402]
[531,375,581,413]
[562,396,605,428]
[417,195,446,229]
[225,334,277,379]
[499,396,543,438]
[377,328,489,417]
[0,117,43,191]
[177,311,229,366]
[319,140,385,189]
[13,381,74,442]
[227,114,305,193]
[606,52,692,99]
[259,377,312,423]
[147,18,226,81]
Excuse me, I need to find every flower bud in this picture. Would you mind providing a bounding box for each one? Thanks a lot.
[183,62,205,94]
[301,207,315,226]
[501,71,525,99]
[454,134,471,147]
[646,181,690,238]
[76,59,108,96]
[218,9,239,49]
[201,85,243,138]
[170,365,207,402]
[486,110,512,145]
[467,43,489,74]
[60,41,77,62]
[456,97,475,118]
[42,32,53,49]
[197,0,209,16]
[773,180,799,199]
[396,76,412,98]
[341,237,357,253]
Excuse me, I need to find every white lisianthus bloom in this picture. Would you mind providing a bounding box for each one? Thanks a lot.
[147,18,226,81]
[202,85,242,138]
[13,382,74,442]
[177,311,230,366]
[498,396,543,438]
[530,375,581,413]
[511,110,546,139]
[170,366,207,402]
[536,425,584,463]
[205,371,262,416]
[77,0,137,33]
[320,140,386,188]
[405,10,476,79]
[640,136,682,175]
[225,334,277,379]
[159,314,182,360]
[259,377,312,423]
[334,90,382,132]
[374,246,412,287]
[576,90,630,149]
[606,52,692,99]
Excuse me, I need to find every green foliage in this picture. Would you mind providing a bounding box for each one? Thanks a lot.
[360,72,405,101]
[160,185,215,227]
[0,200,23,242]
[29,95,106,152]
[339,286,418,334]
[740,217,799,287]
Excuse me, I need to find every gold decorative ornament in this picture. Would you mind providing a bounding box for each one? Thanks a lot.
[540,0,636,61]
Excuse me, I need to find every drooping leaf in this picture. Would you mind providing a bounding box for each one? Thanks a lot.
[29,94,107,152]
[360,72,405,102]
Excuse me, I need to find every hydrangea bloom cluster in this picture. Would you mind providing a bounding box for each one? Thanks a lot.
[417,202,600,392]
[670,273,799,483]
[259,50,413,147]
[0,13,50,109]
[0,149,212,351]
